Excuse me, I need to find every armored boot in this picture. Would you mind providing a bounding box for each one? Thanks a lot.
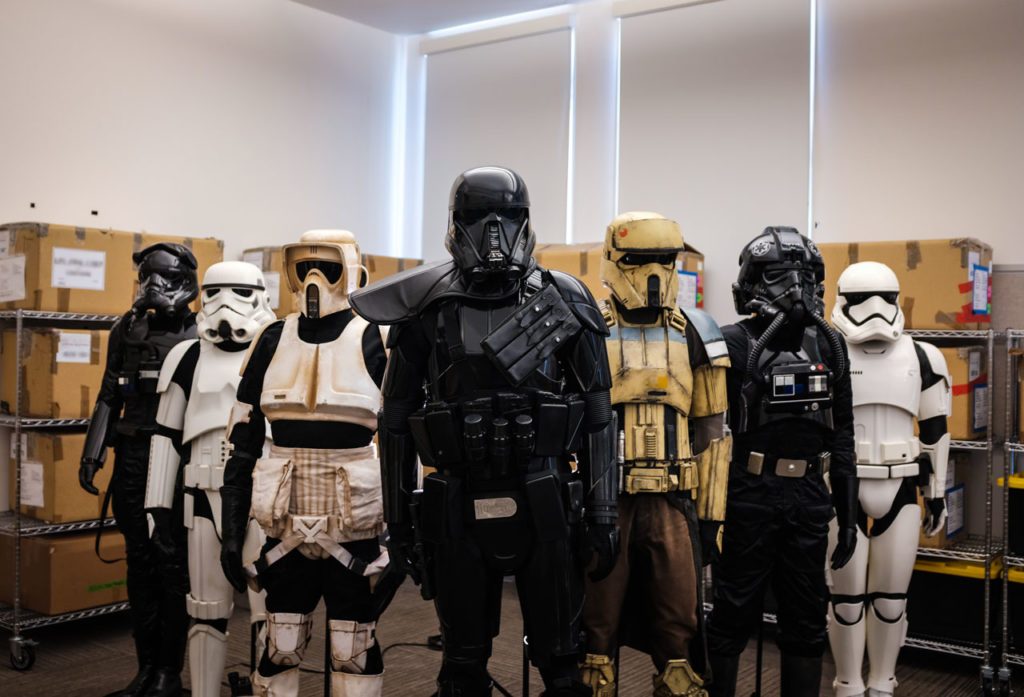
[705,653,739,697]
[331,671,383,697]
[779,653,823,697]
[653,659,708,696]
[580,654,616,697]
[540,677,592,696]
[189,623,229,697]
[142,668,183,697]
[104,664,156,697]
[252,667,300,696]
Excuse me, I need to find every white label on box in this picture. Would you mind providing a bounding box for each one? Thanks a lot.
[972,264,989,314]
[677,270,699,309]
[973,385,989,431]
[968,251,980,280]
[945,458,956,492]
[242,250,265,268]
[20,461,44,508]
[969,350,981,382]
[57,331,92,363]
[0,255,26,301]
[9,433,28,460]
[264,271,281,310]
[945,484,965,536]
[0,234,10,258]
[51,247,106,291]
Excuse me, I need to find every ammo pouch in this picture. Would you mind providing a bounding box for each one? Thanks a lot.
[251,457,293,539]
[481,283,582,386]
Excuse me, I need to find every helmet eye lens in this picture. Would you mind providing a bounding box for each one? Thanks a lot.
[204,288,220,299]
[619,252,677,267]
[296,260,343,284]
[843,292,898,305]
[233,288,253,298]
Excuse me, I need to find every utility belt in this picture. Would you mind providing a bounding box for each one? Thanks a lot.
[114,422,157,438]
[183,433,231,490]
[117,361,162,398]
[743,450,831,479]
[622,460,698,496]
[408,391,585,475]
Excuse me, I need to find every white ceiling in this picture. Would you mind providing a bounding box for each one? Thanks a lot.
[290,0,575,34]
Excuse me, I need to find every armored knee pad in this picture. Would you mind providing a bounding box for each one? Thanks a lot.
[266,612,313,667]
[329,619,377,674]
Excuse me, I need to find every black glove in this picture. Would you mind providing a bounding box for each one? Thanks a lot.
[385,522,421,585]
[830,474,859,571]
[79,459,101,496]
[922,497,947,537]
[147,507,177,558]
[219,485,251,594]
[699,520,722,567]
[583,521,620,582]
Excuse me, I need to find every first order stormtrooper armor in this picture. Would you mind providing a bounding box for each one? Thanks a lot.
[827,262,951,697]
[705,228,858,697]
[349,166,620,697]
[79,243,199,697]
[144,261,277,697]
[580,212,731,697]
[219,230,390,697]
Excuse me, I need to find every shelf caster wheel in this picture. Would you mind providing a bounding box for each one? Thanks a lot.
[9,644,35,671]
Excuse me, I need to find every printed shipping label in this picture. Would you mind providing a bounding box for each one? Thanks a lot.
[968,350,981,382]
[945,458,956,492]
[971,264,989,314]
[0,233,10,258]
[0,255,26,302]
[57,331,92,363]
[968,251,980,280]
[242,250,265,268]
[945,485,965,536]
[973,385,989,431]
[20,461,45,508]
[677,270,699,309]
[264,271,281,310]
[9,433,28,461]
[52,247,106,291]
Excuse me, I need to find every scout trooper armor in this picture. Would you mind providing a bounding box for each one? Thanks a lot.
[220,230,390,697]
[827,262,951,697]
[145,261,275,697]
[581,212,730,697]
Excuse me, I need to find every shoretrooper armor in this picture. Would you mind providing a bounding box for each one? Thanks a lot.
[145,261,276,697]
[581,212,730,697]
[219,230,390,697]
[827,262,951,697]
[350,167,619,696]
[79,243,199,697]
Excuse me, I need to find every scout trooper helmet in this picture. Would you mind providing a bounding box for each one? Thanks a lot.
[601,211,684,310]
[282,230,365,319]
[196,261,274,344]
[832,261,904,343]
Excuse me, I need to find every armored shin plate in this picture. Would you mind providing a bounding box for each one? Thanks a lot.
[696,433,731,522]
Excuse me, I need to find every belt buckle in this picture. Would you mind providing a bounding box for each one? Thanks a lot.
[291,515,328,543]
[775,458,808,478]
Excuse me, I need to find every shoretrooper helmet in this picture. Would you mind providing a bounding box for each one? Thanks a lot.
[601,211,684,310]
[283,230,365,319]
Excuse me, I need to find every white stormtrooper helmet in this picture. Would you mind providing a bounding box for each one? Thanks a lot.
[196,261,274,344]
[831,261,904,343]
[282,229,365,319]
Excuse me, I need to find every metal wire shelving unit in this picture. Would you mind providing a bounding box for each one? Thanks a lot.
[999,330,1024,682]
[1,309,121,671]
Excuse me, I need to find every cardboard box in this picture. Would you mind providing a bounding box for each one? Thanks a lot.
[0,328,108,418]
[533,242,706,308]
[818,238,992,330]
[940,346,988,440]
[136,232,224,312]
[242,247,425,319]
[7,432,111,523]
[0,531,128,615]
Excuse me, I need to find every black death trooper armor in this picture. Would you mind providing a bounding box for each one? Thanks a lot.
[705,228,858,697]
[79,243,199,697]
[220,230,390,697]
[144,261,276,697]
[349,167,619,697]
[581,212,730,697]
[827,262,951,697]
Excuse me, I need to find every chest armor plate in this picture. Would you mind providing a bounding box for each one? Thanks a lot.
[752,328,832,430]
[849,335,921,465]
[261,315,381,429]
[183,341,245,443]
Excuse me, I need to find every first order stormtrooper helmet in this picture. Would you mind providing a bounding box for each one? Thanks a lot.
[282,229,364,319]
[732,226,825,323]
[445,166,536,284]
[196,261,274,344]
[133,243,199,317]
[831,261,905,344]
[601,211,684,310]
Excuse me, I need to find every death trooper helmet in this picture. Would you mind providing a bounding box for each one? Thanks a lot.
[196,261,274,345]
[133,243,199,317]
[601,211,684,310]
[832,261,904,343]
[445,166,535,283]
[282,230,364,319]
[732,227,825,321]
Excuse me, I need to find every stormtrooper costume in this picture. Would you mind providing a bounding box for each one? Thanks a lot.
[581,212,730,697]
[145,261,276,697]
[827,262,951,697]
[219,230,390,697]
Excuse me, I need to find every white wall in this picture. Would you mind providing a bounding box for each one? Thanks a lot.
[0,0,399,260]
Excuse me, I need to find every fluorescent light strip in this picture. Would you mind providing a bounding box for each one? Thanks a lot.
[426,3,575,39]
[807,0,817,239]
[566,26,578,244]
[388,37,409,256]
[613,17,623,216]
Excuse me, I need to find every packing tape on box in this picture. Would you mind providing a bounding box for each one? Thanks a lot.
[81,385,91,418]
[57,288,71,312]
[903,297,915,327]
[75,227,86,242]
[91,331,100,364]
[53,436,62,462]
[847,243,859,266]
[361,254,376,273]
[906,241,922,270]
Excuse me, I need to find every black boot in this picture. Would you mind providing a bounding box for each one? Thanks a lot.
[103,664,156,697]
[779,653,823,697]
[706,652,739,697]
[142,668,182,697]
